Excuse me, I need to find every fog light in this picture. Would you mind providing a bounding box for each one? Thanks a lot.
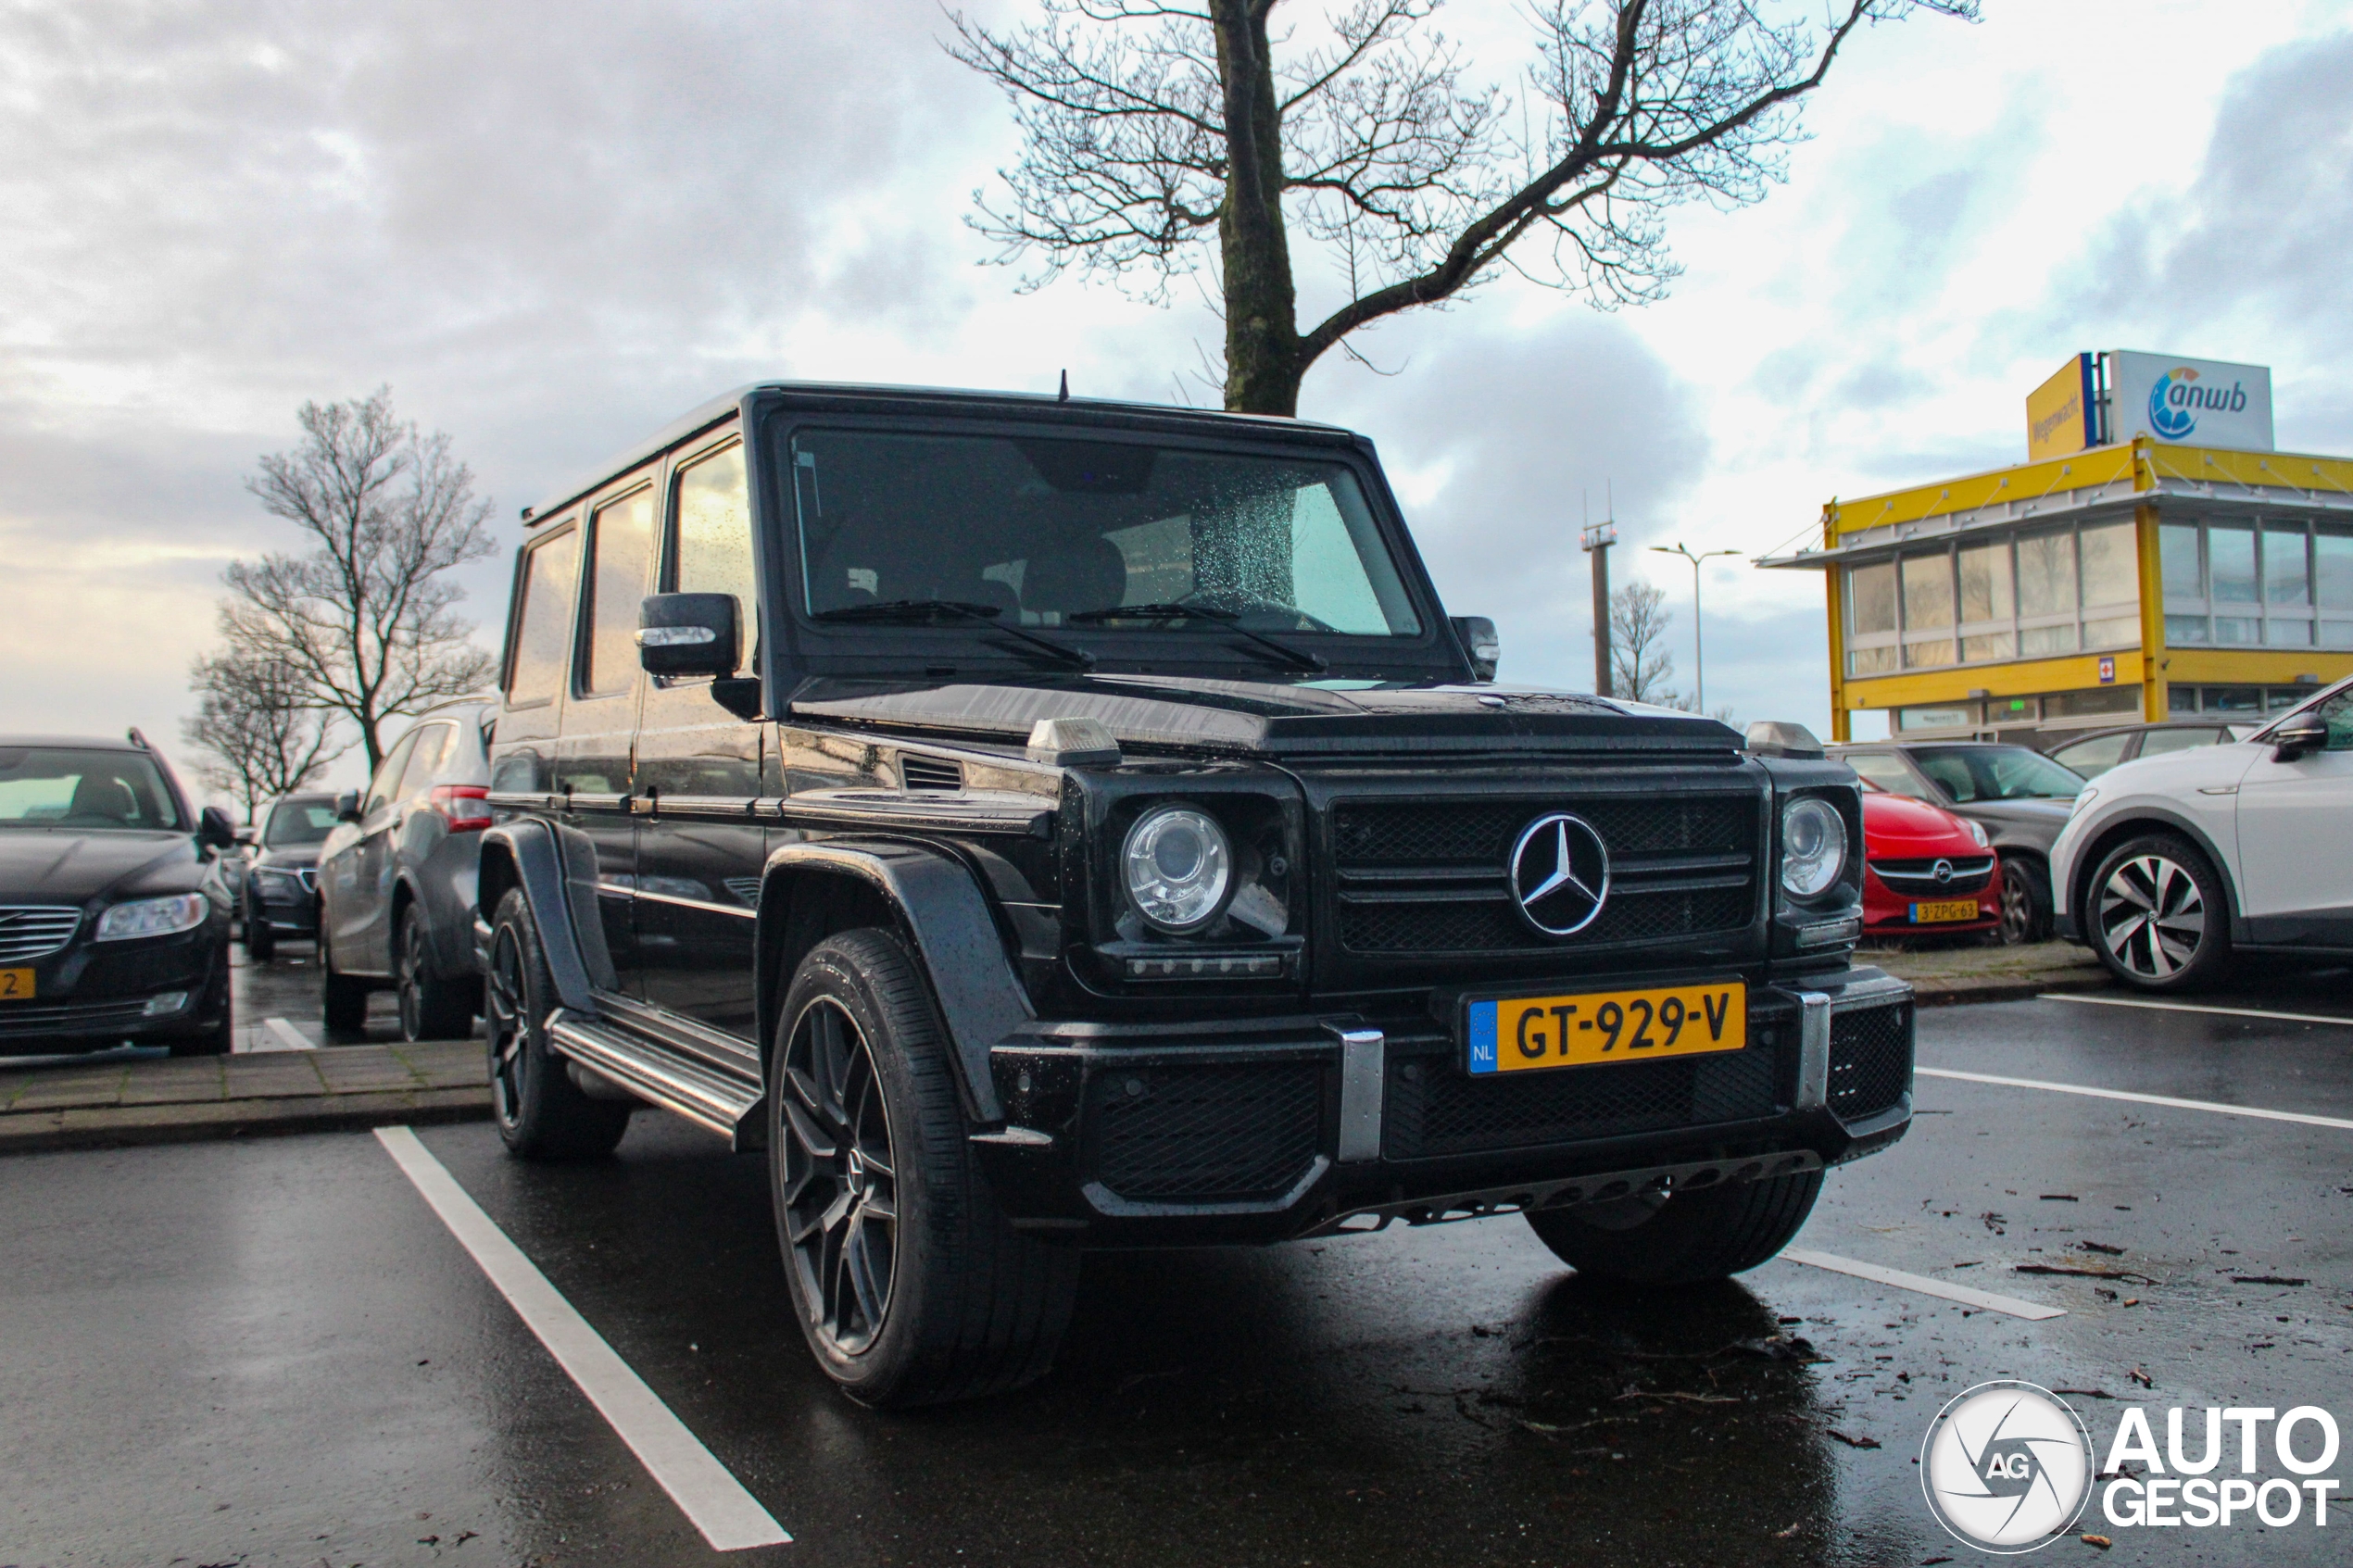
[1796,917,1860,948]
[142,992,189,1016]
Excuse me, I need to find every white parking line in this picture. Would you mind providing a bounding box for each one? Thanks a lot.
[2039,993,2353,1029]
[1780,1247,2066,1321]
[373,1127,790,1551]
[260,1017,316,1052]
[1919,1067,2353,1132]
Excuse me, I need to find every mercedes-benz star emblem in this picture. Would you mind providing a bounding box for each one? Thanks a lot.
[1507,812,1611,936]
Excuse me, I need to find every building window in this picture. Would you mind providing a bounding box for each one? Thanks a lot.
[2153,517,2349,649]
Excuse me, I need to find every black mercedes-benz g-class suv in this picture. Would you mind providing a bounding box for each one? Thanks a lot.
[477,383,1911,1408]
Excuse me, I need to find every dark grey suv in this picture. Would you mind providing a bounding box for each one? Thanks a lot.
[315,701,495,1041]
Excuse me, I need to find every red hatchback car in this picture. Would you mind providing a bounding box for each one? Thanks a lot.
[1859,782,2003,939]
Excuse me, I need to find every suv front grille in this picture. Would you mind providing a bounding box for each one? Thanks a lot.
[1330,796,1757,956]
[0,907,82,962]
[1828,1002,1911,1122]
[1384,1032,1781,1160]
[1089,1062,1320,1202]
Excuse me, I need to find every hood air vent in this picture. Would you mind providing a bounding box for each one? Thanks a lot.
[899,755,964,792]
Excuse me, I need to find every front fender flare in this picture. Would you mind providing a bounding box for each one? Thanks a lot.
[760,839,1030,1124]
[478,819,608,1013]
[2060,804,2244,936]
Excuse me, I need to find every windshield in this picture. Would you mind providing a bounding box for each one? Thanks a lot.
[1909,746,2085,803]
[786,428,1422,639]
[265,800,340,847]
[0,747,185,830]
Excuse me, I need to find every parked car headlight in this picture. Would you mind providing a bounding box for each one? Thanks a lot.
[94,892,209,942]
[1964,818,1991,848]
[1123,805,1232,933]
[1779,797,1848,900]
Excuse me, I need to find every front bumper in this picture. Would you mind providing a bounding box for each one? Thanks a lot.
[0,921,231,1056]
[972,967,1915,1245]
[247,873,319,935]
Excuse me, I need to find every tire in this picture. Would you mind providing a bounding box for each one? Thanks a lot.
[1524,1170,1825,1286]
[1996,858,2048,947]
[244,896,276,961]
[770,929,1077,1408]
[2085,833,2233,992]
[485,889,631,1159]
[168,955,235,1057]
[321,925,372,1041]
[396,909,476,1042]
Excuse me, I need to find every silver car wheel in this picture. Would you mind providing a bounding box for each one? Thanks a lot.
[2096,853,2206,980]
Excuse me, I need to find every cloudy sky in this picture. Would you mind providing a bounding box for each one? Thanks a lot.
[4,0,2348,795]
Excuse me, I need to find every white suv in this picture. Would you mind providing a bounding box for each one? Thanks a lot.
[2051,675,2353,991]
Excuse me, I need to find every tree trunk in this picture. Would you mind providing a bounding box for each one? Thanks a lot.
[1210,1,1302,417]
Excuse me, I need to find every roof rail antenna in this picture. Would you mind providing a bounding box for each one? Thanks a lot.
[1058,369,1069,403]
[125,727,150,749]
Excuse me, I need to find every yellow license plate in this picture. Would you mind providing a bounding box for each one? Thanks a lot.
[1910,898,1980,923]
[0,968,33,1000]
[1466,983,1745,1075]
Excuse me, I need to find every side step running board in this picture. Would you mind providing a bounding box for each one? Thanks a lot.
[547,1009,765,1150]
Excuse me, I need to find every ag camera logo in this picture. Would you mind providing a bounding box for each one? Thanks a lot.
[1921,1381,2093,1552]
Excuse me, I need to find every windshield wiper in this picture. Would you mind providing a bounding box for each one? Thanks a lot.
[810,599,1094,671]
[1066,602,1327,673]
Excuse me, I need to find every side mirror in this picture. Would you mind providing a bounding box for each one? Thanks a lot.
[1450,615,1500,682]
[638,593,740,679]
[1745,720,1825,759]
[197,805,237,851]
[2270,712,2330,759]
[334,789,363,823]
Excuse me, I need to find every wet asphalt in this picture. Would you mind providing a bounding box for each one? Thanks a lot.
[4,956,2350,1568]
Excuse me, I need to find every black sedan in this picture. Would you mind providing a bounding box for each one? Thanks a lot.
[0,734,238,1057]
[241,792,340,960]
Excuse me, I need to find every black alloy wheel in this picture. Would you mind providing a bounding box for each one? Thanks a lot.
[2089,834,2231,991]
[778,996,899,1358]
[397,910,475,1042]
[320,924,371,1040]
[1525,1170,1825,1285]
[1996,860,2045,947]
[484,889,631,1158]
[768,929,1076,1407]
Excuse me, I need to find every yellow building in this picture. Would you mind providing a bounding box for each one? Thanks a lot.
[1768,384,2353,742]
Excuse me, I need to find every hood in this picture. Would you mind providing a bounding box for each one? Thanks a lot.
[252,843,323,872]
[786,674,1741,759]
[1861,792,1982,854]
[0,830,202,904]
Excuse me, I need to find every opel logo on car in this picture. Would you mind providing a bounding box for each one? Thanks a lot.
[1932,859,1956,885]
[1507,812,1611,936]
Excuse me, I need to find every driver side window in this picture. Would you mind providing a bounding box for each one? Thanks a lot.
[2318,690,2353,751]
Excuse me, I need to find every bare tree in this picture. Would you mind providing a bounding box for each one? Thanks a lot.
[180,651,346,823]
[221,389,499,772]
[1609,577,1676,704]
[950,0,1975,414]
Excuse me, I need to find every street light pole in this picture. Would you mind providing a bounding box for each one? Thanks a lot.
[1648,543,1742,714]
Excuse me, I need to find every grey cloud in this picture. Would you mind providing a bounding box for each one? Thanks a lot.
[1307,309,1711,695]
[2045,31,2353,448]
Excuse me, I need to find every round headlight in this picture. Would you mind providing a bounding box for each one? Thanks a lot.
[1123,806,1232,933]
[1780,797,1848,900]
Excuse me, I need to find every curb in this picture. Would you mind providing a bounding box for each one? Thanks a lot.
[0,1086,492,1156]
[1906,972,2113,1008]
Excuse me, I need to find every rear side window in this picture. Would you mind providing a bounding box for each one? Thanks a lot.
[397,724,456,797]
[585,484,657,696]
[1843,752,1928,798]
[2136,727,2217,759]
[508,528,580,706]
[2051,732,2133,777]
[673,443,756,673]
[364,731,422,817]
